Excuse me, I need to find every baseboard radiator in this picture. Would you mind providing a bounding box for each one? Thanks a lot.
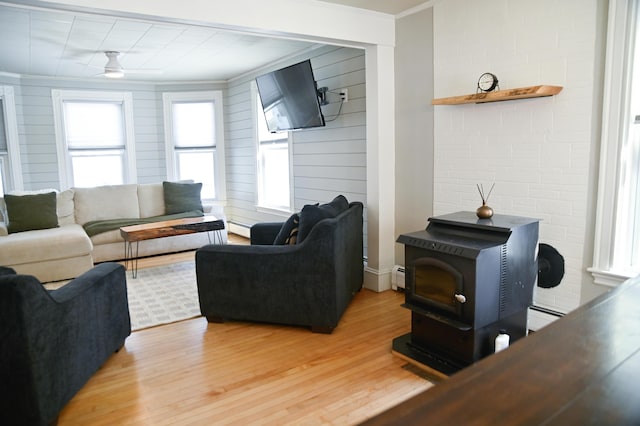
[227,221,251,239]
[392,265,405,290]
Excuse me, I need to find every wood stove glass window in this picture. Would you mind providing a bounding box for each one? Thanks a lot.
[411,258,464,315]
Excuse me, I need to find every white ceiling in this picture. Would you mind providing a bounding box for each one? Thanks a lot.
[320,0,428,15]
[0,1,429,82]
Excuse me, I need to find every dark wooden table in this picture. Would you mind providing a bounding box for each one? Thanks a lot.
[362,275,640,425]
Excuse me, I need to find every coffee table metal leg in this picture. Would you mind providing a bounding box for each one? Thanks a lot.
[123,240,139,279]
[132,241,139,278]
[123,241,128,270]
[206,230,223,245]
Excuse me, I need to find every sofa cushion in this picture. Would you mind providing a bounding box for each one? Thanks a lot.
[273,213,299,245]
[163,181,203,214]
[0,224,92,265]
[297,195,349,243]
[0,197,5,222]
[74,184,140,225]
[5,192,59,234]
[138,183,165,218]
[57,189,76,226]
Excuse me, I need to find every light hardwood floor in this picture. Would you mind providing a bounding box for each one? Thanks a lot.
[58,237,435,425]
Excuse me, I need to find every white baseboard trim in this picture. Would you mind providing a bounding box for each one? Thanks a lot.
[528,307,562,331]
[228,222,251,239]
[364,266,392,292]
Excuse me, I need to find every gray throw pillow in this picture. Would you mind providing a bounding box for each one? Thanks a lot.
[297,195,349,243]
[273,213,299,245]
[5,192,59,234]
[163,181,203,215]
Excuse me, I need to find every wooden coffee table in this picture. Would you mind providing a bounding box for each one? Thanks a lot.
[120,216,225,278]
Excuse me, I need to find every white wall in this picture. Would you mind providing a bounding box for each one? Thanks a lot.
[394,7,435,265]
[224,46,368,251]
[0,74,224,189]
[432,0,607,323]
[2,49,370,253]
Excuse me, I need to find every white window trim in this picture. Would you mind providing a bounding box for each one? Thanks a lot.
[0,86,23,191]
[255,139,294,217]
[589,0,638,287]
[251,82,293,214]
[162,91,226,203]
[51,89,137,189]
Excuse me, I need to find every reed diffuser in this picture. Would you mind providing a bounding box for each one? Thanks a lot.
[476,183,495,219]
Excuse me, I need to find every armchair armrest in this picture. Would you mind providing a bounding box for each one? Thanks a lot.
[49,262,129,306]
[250,222,283,245]
[0,221,7,236]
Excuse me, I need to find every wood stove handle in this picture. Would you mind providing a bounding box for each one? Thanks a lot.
[454,294,467,304]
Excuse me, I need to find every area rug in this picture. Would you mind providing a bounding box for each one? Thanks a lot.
[45,261,202,331]
[125,261,201,331]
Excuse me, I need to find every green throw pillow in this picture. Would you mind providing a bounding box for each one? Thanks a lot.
[163,181,203,215]
[5,192,59,234]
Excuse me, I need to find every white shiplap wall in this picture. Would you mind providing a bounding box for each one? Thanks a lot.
[0,74,224,189]
[0,45,367,251]
[224,46,368,251]
[432,0,602,327]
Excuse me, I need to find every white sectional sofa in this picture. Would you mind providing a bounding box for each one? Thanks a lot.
[0,182,227,283]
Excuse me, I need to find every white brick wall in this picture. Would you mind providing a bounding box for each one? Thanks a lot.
[432,0,600,317]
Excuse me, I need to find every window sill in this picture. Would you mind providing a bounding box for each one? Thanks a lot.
[256,206,291,217]
[587,267,635,288]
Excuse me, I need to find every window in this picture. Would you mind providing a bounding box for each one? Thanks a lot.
[52,90,136,188]
[255,84,292,211]
[163,91,226,201]
[590,0,640,286]
[0,86,23,196]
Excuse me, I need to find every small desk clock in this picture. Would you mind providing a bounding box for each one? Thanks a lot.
[477,72,499,93]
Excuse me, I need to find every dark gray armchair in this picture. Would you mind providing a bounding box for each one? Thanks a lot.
[196,198,364,333]
[0,263,131,426]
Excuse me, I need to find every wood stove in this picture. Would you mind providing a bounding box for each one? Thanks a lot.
[393,211,539,375]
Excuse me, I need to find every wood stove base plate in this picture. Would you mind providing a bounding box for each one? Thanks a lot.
[392,333,467,378]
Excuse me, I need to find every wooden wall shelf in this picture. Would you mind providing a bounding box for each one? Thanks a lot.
[432,85,563,105]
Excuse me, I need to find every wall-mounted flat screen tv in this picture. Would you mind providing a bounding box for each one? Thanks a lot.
[255,59,325,132]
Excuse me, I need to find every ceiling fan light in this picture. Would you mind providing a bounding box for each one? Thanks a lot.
[104,51,124,78]
[104,69,124,78]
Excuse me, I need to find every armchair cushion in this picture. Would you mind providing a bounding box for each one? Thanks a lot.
[297,195,349,243]
[250,222,284,245]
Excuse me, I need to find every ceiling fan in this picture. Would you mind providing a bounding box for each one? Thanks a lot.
[101,51,162,79]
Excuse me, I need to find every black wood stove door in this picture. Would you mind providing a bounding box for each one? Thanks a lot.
[410,257,465,317]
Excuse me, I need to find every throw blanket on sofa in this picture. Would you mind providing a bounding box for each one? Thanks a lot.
[83,210,204,237]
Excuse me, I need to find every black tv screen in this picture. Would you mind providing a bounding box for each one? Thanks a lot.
[256,60,325,132]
